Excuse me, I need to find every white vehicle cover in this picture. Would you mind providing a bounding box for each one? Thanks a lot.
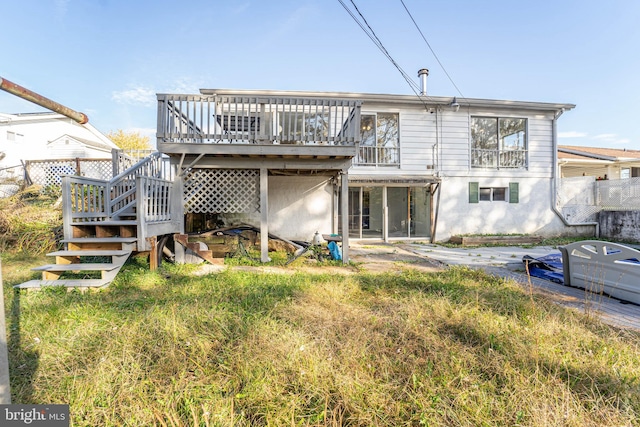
[560,240,640,304]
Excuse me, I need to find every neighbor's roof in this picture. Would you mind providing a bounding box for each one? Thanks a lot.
[48,134,113,152]
[559,145,640,162]
[197,88,575,112]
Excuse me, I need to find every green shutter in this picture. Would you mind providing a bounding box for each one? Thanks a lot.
[469,182,479,203]
[509,182,519,203]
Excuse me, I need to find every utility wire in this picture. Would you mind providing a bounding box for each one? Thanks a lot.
[337,0,433,108]
[399,0,466,99]
[347,0,421,94]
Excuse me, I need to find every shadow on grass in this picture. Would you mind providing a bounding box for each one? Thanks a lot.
[8,289,39,404]
[353,266,640,419]
[435,314,640,418]
[4,258,309,419]
[355,266,546,319]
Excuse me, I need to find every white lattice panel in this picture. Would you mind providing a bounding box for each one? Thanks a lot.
[28,160,76,186]
[26,159,112,187]
[80,161,112,180]
[184,169,260,213]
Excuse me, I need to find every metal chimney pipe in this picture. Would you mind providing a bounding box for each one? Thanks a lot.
[418,68,429,96]
[0,77,88,124]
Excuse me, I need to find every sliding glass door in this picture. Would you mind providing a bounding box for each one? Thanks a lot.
[341,185,430,239]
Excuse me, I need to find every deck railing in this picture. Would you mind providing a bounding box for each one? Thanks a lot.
[471,148,527,169]
[62,152,176,241]
[112,149,166,176]
[354,146,400,166]
[137,176,173,223]
[157,94,361,146]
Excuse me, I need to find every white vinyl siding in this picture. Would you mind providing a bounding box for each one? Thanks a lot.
[439,111,470,173]
[351,105,557,184]
[398,110,436,171]
[526,113,555,175]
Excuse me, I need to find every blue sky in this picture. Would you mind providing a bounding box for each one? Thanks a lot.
[1,0,639,149]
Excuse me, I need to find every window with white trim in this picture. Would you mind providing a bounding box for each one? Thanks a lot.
[471,117,527,169]
[479,187,506,202]
[355,112,399,166]
[470,182,519,203]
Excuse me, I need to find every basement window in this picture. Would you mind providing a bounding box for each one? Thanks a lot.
[480,187,507,202]
[470,182,519,203]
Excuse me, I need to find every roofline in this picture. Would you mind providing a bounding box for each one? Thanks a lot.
[558,158,614,165]
[197,88,575,112]
[0,111,118,149]
[558,147,617,161]
[0,112,68,123]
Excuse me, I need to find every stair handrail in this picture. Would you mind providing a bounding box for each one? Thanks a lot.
[62,152,173,240]
[108,152,171,219]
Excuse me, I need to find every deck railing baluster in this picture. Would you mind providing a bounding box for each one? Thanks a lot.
[156,93,361,146]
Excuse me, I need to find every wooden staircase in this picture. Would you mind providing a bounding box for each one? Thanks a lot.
[15,221,137,290]
[174,234,223,265]
[15,151,180,290]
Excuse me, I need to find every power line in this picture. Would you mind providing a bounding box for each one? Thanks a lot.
[337,0,433,107]
[399,0,466,99]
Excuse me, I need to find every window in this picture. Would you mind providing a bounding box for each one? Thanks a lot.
[6,131,24,142]
[470,182,519,203]
[278,111,328,142]
[479,187,506,202]
[471,117,527,169]
[355,113,399,166]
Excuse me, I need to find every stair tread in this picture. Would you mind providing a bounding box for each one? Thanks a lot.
[72,220,137,226]
[47,250,132,257]
[33,263,120,272]
[14,279,110,289]
[62,237,138,243]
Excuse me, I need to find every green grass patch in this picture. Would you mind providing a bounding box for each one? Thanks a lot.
[2,262,639,426]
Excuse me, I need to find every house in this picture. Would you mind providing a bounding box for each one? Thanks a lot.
[152,81,588,263]
[0,111,117,166]
[19,78,593,289]
[0,111,118,191]
[558,145,640,179]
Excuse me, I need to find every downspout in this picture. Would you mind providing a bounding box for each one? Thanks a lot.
[551,108,599,236]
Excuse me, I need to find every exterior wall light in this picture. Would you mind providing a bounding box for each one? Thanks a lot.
[450,97,460,112]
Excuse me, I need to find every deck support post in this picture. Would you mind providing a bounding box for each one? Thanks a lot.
[172,175,186,264]
[148,236,158,271]
[61,176,73,241]
[340,171,349,264]
[260,167,270,263]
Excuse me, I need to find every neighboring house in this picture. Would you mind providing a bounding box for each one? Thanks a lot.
[153,82,587,261]
[558,145,640,179]
[0,111,118,191]
[0,111,117,167]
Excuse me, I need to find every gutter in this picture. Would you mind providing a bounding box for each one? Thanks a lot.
[551,109,599,236]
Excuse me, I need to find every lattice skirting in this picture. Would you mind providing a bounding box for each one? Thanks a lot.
[184,169,260,214]
[26,159,112,186]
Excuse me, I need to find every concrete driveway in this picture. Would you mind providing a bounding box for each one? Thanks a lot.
[403,243,559,271]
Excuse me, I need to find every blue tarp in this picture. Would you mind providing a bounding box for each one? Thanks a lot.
[522,253,564,284]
